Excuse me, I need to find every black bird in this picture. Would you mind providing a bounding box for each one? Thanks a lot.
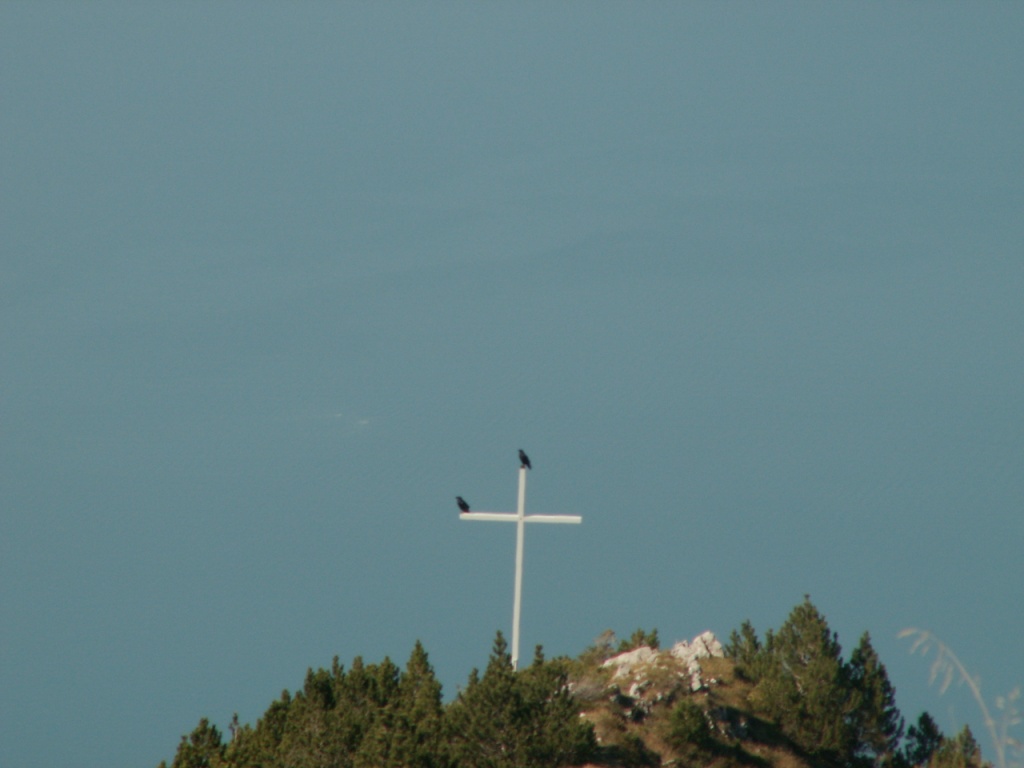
[456,496,470,514]
[518,449,532,470]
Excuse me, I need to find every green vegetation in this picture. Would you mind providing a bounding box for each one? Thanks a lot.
[665,699,713,751]
[619,628,661,652]
[445,634,595,768]
[726,597,905,767]
[161,599,998,768]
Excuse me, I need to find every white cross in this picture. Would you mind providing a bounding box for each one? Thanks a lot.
[461,464,582,669]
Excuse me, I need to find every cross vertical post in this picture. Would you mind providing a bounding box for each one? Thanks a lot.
[511,466,527,668]
[460,461,582,670]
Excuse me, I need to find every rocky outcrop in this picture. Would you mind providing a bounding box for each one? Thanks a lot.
[600,645,658,679]
[670,630,725,691]
[597,631,725,721]
[602,630,724,692]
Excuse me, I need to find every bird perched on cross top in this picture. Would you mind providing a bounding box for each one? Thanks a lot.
[518,449,531,470]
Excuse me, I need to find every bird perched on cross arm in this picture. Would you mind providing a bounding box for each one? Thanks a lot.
[518,449,531,470]
[456,496,470,514]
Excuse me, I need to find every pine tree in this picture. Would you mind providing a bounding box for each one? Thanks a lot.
[904,713,944,767]
[332,656,372,763]
[170,718,226,768]
[848,632,904,767]
[445,631,522,768]
[726,619,768,681]
[618,627,660,652]
[445,631,595,768]
[227,689,291,768]
[351,656,404,768]
[518,649,597,767]
[930,726,987,768]
[388,640,445,768]
[277,667,343,768]
[754,597,856,759]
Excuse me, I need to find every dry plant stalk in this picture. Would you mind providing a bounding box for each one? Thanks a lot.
[900,628,1022,768]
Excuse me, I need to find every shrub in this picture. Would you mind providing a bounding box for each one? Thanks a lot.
[666,699,713,751]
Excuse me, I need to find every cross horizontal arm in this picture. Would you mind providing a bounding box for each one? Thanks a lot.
[461,513,582,524]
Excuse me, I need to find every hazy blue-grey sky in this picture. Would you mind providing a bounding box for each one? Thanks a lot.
[2,4,1022,767]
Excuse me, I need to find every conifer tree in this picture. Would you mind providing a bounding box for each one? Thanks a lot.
[618,627,660,651]
[754,597,856,759]
[351,656,404,768]
[278,667,344,768]
[904,713,944,767]
[848,632,904,767]
[332,656,372,762]
[726,619,768,681]
[352,642,446,768]
[446,631,522,768]
[445,631,595,768]
[930,726,987,768]
[169,718,226,768]
[518,647,597,767]
[388,640,445,768]
[229,690,291,768]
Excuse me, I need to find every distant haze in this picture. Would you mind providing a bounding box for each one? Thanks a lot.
[1,4,1022,767]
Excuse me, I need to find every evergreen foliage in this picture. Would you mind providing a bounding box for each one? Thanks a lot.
[929,726,986,768]
[665,699,713,751]
[165,634,593,768]
[385,640,446,768]
[905,713,945,767]
[849,633,905,767]
[727,619,769,681]
[618,627,660,652]
[753,597,856,759]
[734,598,911,768]
[445,631,596,768]
[167,718,226,768]
[160,600,992,768]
